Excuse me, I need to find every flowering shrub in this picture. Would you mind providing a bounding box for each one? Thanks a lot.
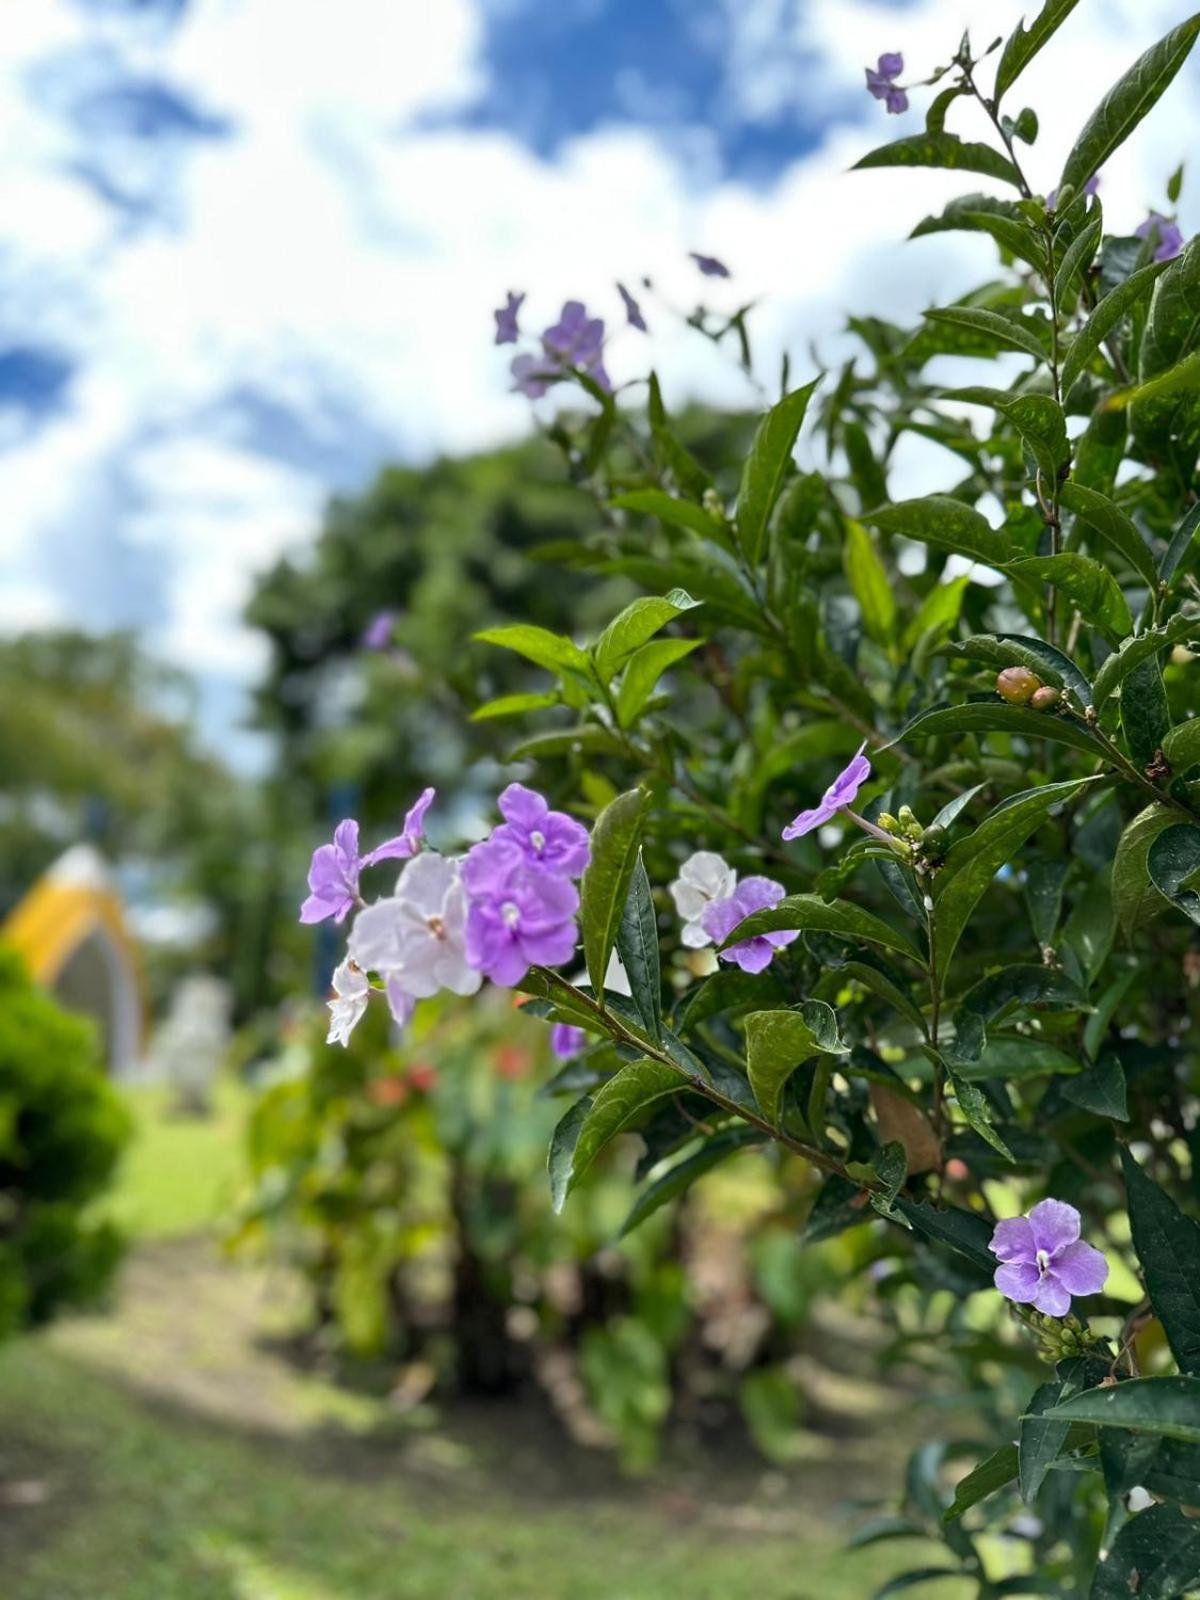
[301,9,1200,1592]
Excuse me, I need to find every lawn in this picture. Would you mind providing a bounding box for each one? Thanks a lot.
[0,1084,973,1600]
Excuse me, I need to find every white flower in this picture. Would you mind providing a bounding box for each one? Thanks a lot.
[668,850,736,948]
[326,958,369,1048]
[348,851,482,1000]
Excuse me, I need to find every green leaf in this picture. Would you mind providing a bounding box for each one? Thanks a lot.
[948,387,1069,481]
[581,789,651,999]
[932,778,1100,982]
[1053,212,1102,303]
[1140,236,1200,383]
[1149,822,1200,927]
[475,623,590,677]
[1006,553,1132,641]
[735,379,820,566]
[946,631,1093,709]
[1058,481,1159,589]
[1126,1152,1200,1376]
[593,591,701,682]
[898,701,1107,761]
[559,1059,691,1205]
[910,195,1044,272]
[1020,1379,1076,1502]
[549,1094,593,1212]
[1113,803,1178,936]
[995,0,1083,101]
[616,638,702,728]
[743,1003,849,1127]
[507,725,623,761]
[1093,615,1200,709]
[470,691,560,721]
[1062,1053,1128,1119]
[1061,260,1169,396]
[902,576,969,653]
[923,306,1047,362]
[1165,717,1200,774]
[947,1068,1013,1160]
[844,519,896,646]
[1122,656,1172,770]
[870,1571,964,1600]
[726,894,921,962]
[610,488,728,545]
[1092,1504,1200,1600]
[1161,501,1200,585]
[892,1197,997,1276]
[867,495,1014,567]
[647,371,711,500]
[1043,1376,1200,1443]
[1060,15,1200,194]
[943,1443,1019,1522]
[853,132,1022,188]
[619,1127,766,1236]
[615,851,662,1041]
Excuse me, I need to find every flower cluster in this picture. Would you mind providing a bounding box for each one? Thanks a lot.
[668,851,797,974]
[865,52,907,115]
[304,784,590,1047]
[508,300,611,398]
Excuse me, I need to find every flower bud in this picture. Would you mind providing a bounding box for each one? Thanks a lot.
[996,666,1041,704]
[877,812,900,834]
[1029,685,1060,711]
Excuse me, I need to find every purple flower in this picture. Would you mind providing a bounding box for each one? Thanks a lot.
[551,1023,587,1059]
[701,876,799,974]
[510,300,611,397]
[494,290,524,345]
[462,838,580,986]
[617,282,647,332]
[989,1199,1109,1318]
[865,52,907,115]
[782,745,872,842]
[361,610,395,651]
[689,252,730,279]
[491,783,591,878]
[299,790,436,925]
[510,352,558,399]
[1137,212,1183,262]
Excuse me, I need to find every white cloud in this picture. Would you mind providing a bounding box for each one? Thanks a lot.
[1,0,1198,763]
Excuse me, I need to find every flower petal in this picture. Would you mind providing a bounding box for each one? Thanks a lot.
[1031,1275,1072,1318]
[994,1261,1040,1303]
[989,1215,1035,1263]
[1029,1198,1081,1256]
[1053,1241,1109,1298]
[782,801,834,841]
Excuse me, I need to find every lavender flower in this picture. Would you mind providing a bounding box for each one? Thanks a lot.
[510,352,559,400]
[326,958,369,1047]
[551,1023,587,1059]
[782,746,872,842]
[1137,212,1183,262]
[300,820,365,925]
[349,852,482,1000]
[490,783,591,879]
[989,1199,1109,1318]
[617,282,647,332]
[701,876,799,974]
[360,787,436,868]
[511,300,611,397]
[865,52,907,115]
[494,290,524,345]
[668,850,736,949]
[689,252,730,278]
[362,610,395,651]
[462,838,580,986]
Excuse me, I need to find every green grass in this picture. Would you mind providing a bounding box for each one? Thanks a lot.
[100,1079,249,1240]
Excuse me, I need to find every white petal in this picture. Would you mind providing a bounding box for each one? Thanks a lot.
[681,850,736,899]
[331,958,369,1000]
[348,899,406,971]
[680,919,713,949]
[669,880,710,921]
[394,850,459,914]
[326,990,368,1047]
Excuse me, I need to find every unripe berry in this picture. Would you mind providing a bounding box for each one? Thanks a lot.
[996,666,1041,704]
[1029,685,1060,711]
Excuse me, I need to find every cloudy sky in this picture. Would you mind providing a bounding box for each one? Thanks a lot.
[3,0,1197,762]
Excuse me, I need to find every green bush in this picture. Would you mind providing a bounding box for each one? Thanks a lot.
[0,947,131,1336]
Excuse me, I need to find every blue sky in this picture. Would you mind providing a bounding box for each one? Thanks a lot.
[2,0,1197,763]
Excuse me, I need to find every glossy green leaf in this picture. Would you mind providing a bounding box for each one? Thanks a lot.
[995,0,1083,101]
[923,306,1046,362]
[560,1058,691,1206]
[1060,260,1169,396]
[1093,615,1200,709]
[1044,1375,1200,1443]
[868,495,1014,567]
[898,702,1106,761]
[1021,1378,1077,1502]
[743,1003,848,1127]
[647,371,711,499]
[1112,803,1177,936]
[853,133,1022,188]
[1122,655,1172,769]
[727,894,921,962]
[1148,823,1200,927]
[616,637,702,727]
[475,623,591,677]
[1059,481,1159,588]
[932,778,1099,982]
[1060,15,1200,194]
[949,387,1069,481]
[911,196,1045,271]
[615,851,662,1040]
[610,488,728,545]
[844,519,896,646]
[581,788,651,1000]
[619,1126,766,1236]
[593,590,701,682]
[1161,501,1200,585]
[1140,237,1200,382]
[1164,716,1200,775]
[946,632,1093,709]
[1053,212,1102,303]
[470,691,560,721]
[1007,553,1132,641]
[892,1197,997,1276]
[735,379,820,566]
[1062,1053,1128,1119]
[943,1443,1019,1521]
[1092,1504,1200,1600]
[548,1094,593,1212]
[947,1068,1013,1160]
[1126,1152,1200,1376]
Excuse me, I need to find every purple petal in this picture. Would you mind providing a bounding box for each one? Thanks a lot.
[719,935,778,974]
[689,252,730,279]
[827,745,871,807]
[990,1215,1036,1264]
[885,86,908,115]
[498,782,548,831]
[877,52,903,78]
[994,1261,1040,1302]
[551,1023,587,1059]
[385,979,416,1030]
[1053,1240,1109,1298]
[362,787,437,867]
[617,282,647,332]
[782,800,835,842]
[1031,1275,1072,1318]
[1029,1198,1081,1256]
[332,819,360,865]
